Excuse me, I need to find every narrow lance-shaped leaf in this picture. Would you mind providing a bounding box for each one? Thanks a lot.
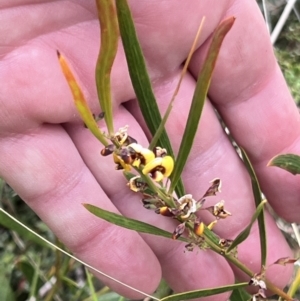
[226,199,267,253]
[115,0,185,197]
[58,52,108,146]
[169,17,236,193]
[268,153,300,175]
[95,0,119,135]
[240,148,267,266]
[83,204,188,242]
[160,282,248,301]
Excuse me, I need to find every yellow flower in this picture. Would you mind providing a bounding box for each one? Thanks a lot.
[127,176,147,192]
[126,143,155,167]
[177,194,197,220]
[113,153,131,171]
[142,156,174,181]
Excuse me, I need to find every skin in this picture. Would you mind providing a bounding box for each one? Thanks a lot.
[0,0,299,300]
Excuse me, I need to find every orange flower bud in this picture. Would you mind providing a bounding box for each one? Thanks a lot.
[194,221,205,236]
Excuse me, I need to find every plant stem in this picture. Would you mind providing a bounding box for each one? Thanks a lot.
[135,168,175,207]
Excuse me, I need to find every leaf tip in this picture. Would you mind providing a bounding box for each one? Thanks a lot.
[267,156,276,167]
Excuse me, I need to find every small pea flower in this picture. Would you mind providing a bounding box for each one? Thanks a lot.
[100,126,137,156]
[125,143,155,168]
[113,125,130,145]
[113,152,131,171]
[142,156,174,181]
[251,289,267,301]
[206,200,231,219]
[153,146,167,158]
[249,272,267,301]
[127,176,147,192]
[249,269,266,291]
[117,147,136,165]
[172,222,186,240]
[176,194,197,220]
[203,178,222,197]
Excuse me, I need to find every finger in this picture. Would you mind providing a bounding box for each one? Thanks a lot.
[188,0,300,222]
[125,69,293,291]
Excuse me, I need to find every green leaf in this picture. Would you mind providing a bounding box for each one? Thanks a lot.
[0,209,52,249]
[160,282,248,301]
[151,278,172,299]
[230,287,251,301]
[169,17,236,192]
[226,199,267,253]
[95,0,119,135]
[240,148,267,267]
[115,0,185,197]
[0,268,15,301]
[83,204,188,242]
[268,153,300,175]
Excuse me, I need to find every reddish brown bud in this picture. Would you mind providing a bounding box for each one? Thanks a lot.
[119,147,135,164]
[124,135,137,146]
[100,144,115,156]
[155,206,173,217]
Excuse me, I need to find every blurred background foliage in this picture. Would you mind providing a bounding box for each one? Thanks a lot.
[261,0,300,104]
[0,1,299,300]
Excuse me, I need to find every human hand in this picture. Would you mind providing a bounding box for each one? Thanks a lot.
[0,1,298,300]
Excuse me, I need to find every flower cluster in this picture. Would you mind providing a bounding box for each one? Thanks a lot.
[101,126,173,181]
[101,126,232,251]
